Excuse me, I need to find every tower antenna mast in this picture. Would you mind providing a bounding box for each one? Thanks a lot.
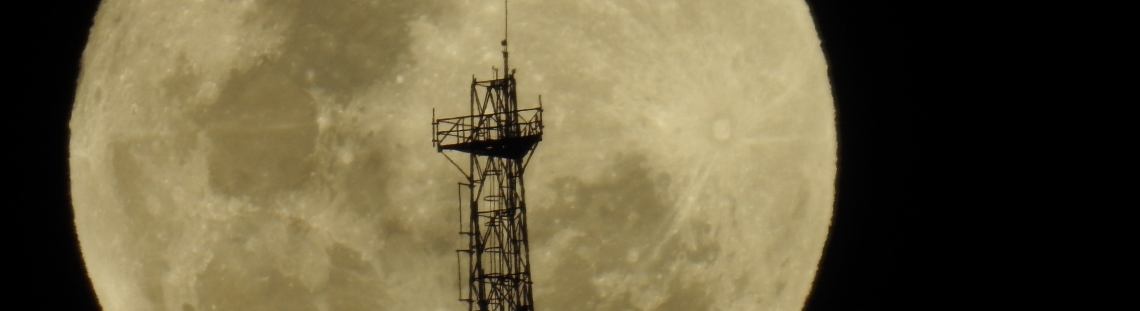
[502,0,509,73]
[431,1,544,310]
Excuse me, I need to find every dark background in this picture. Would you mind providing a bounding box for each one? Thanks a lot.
[14,1,1061,310]
[800,2,1059,310]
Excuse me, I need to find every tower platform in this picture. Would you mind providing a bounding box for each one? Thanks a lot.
[434,106,542,160]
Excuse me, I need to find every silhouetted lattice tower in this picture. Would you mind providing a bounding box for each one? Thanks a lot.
[431,2,542,310]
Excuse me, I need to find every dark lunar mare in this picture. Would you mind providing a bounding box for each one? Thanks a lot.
[114,1,448,310]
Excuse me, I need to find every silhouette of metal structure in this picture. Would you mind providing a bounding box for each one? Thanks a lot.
[431,1,542,310]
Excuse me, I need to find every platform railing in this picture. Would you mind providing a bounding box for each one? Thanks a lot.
[433,107,543,149]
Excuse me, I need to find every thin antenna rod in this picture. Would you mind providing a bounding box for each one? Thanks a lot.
[502,0,509,73]
[505,0,508,43]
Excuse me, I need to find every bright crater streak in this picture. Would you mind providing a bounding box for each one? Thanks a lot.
[68,0,836,310]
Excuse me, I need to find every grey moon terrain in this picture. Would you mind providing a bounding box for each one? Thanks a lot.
[68,0,836,310]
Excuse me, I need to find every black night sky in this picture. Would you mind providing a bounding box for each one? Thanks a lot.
[15,1,1062,309]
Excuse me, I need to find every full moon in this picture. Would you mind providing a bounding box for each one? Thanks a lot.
[69,0,835,310]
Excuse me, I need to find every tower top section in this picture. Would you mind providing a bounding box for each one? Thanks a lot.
[431,0,543,162]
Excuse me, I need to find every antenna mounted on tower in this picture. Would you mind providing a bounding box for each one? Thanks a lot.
[501,0,509,73]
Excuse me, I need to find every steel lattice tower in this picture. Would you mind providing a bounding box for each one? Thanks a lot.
[431,3,542,310]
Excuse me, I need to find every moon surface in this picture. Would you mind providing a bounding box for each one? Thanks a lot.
[69,0,835,310]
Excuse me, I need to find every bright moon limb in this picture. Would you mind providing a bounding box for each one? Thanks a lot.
[69,0,835,310]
